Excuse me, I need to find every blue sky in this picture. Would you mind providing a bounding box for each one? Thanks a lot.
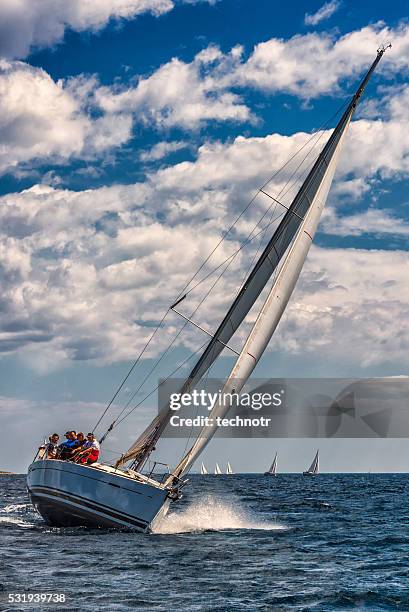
[1,0,409,472]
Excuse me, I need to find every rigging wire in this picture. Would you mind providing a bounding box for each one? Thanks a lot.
[109,247,246,427]
[110,146,320,437]
[114,338,210,428]
[93,96,351,437]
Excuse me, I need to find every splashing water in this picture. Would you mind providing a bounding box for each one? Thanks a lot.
[2,503,30,513]
[153,495,287,534]
[0,502,35,527]
[0,516,33,528]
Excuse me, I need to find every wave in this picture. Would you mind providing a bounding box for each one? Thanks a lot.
[2,503,30,513]
[153,494,287,534]
[0,516,33,528]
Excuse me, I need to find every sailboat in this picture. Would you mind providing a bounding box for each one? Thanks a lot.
[215,462,222,475]
[200,461,208,475]
[264,452,278,476]
[303,450,319,476]
[26,48,388,532]
[226,461,234,475]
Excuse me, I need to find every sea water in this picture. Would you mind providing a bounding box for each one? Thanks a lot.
[0,473,408,610]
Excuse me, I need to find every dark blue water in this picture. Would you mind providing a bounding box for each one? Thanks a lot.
[1,474,409,611]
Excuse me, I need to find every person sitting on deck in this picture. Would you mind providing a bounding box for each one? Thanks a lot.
[38,433,60,459]
[45,433,60,458]
[70,432,87,461]
[76,432,86,447]
[73,433,100,465]
[58,431,79,460]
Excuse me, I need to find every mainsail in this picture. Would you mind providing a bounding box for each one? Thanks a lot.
[115,48,387,472]
[304,450,319,475]
[169,49,386,481]
[200,461,208,475]
[266,452,278,476]
[215,462,222,475]
[226,461,233,475]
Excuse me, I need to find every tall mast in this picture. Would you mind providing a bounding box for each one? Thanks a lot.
[170,48,388,480]
[116,47,388,471]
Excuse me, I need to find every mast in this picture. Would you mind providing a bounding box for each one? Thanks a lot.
[116,48,387,472]
[169,49,386,481]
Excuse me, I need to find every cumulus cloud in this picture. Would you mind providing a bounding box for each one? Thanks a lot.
[1,178,408,373]
[96,46,251,129]
[0,0,221,60]
[0,0,174,59]
[2,22,409,175]
[322,208,409,237]
[233,23,409,98]
[305,1,341,26]
[140,140,189,162]
[1,77,409,371]
[0,60,133,174]
[0,181,244,368]
[91,22,409,135]
[1,21,409,370]
[276,245,409,368]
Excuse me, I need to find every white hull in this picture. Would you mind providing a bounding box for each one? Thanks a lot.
[27,460,170,532]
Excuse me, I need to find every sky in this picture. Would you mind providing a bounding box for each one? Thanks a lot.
[1,0,409,473]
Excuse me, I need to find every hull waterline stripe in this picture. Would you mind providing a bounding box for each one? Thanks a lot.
[29,485,150,529]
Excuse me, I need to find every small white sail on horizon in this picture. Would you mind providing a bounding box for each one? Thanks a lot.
[200,462,208,475]
[303,450,319,476]
[265,452,278,476]
[215,462,222,475]
[226,461,233,475]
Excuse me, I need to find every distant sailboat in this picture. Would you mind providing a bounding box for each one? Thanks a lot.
[264,452,278,476]
[200,462,208,475]
[226,461,233,475]
[303,450,319,476]
[215,463,222,475]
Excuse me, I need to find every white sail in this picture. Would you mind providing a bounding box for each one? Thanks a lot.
[200,461,208,475]
[226,461,233,474]
[215,462,222,475]
[266,452,277,475]
[304,450,319,475]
